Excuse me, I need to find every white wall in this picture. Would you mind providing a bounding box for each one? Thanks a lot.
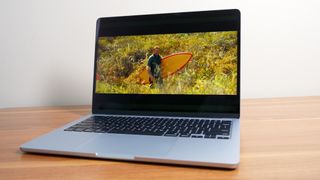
[1,0,320,108]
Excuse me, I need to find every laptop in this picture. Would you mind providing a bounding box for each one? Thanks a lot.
[20,9,241,169]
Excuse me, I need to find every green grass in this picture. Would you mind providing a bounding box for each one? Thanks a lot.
[96,31,237,95]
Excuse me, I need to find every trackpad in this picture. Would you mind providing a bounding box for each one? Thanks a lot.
[76,134,177,158]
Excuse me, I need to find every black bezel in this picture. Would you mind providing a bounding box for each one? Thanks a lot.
[92,9,240,116]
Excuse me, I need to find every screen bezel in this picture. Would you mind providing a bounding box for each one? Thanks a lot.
[92,9,240,116]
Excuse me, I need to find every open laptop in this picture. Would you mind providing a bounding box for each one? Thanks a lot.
[20,9,241,169]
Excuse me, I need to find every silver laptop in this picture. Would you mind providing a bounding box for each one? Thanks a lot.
[21,9,241,169]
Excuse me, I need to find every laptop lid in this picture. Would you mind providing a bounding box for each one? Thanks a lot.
[92,9,240,117]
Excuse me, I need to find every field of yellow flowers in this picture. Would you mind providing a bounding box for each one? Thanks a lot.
[95,31,237,95]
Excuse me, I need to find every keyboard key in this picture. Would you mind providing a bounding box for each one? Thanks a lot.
[179,134,191,137]
[191,135,204,138]
[204,134,216,139]
[217,137,229,139]
[164,133,179,137]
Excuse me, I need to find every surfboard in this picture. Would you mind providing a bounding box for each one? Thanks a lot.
[138,52,192,84]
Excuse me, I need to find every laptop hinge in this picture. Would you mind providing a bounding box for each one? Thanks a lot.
[92,110,239,119]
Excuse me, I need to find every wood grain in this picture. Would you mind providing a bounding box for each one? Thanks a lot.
[0,97,320,179]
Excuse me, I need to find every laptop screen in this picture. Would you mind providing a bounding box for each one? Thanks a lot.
[92,9,240,114]
[95,31,237,95]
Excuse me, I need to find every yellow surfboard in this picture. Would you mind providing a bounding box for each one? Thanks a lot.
[138,52,192,84]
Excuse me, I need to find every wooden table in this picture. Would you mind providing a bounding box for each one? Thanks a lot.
[0,96,320,179]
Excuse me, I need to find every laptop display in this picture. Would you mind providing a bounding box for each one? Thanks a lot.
[95,31,237,95]
[92,10,240,113]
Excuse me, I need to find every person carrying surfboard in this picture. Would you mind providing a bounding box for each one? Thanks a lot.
[147,46,163,87]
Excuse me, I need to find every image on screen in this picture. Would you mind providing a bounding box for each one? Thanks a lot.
[95,31,237,95]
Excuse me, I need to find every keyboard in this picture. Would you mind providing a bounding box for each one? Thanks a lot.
[64,116,232,139]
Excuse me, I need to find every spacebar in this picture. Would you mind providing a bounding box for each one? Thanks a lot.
[108,129,164,136]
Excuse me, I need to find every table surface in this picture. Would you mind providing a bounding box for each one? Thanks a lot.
[0,96,320,179]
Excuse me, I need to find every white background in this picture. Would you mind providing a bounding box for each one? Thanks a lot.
[1,0,320,108]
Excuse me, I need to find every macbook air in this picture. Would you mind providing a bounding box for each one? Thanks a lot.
[21,9,241,169]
